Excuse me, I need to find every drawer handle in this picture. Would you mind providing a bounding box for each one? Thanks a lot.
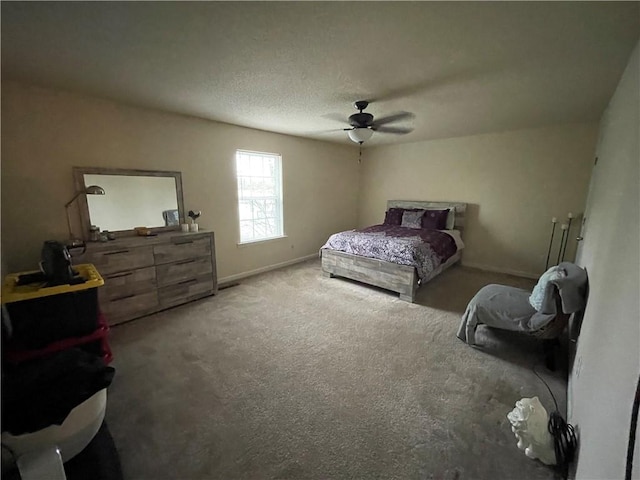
[104,250,130,256]
[173,240,194,246]
[178,278,198,285]
[105,272,134,279]
[175,259,196,266]
[111,294,136,302]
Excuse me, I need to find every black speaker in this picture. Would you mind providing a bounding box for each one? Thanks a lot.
[40,240,78,286]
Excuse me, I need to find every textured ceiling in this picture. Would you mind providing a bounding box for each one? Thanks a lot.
[2,2,639,146]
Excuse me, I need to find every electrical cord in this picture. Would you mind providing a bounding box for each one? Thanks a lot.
[625,373,640,480]
[533,363,577,480]
[548,410,576,479]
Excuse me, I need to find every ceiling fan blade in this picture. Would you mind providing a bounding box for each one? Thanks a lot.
[322,113,351,125]
[371,125,413,135]
[301,128,348,136]
[372,111,415,126]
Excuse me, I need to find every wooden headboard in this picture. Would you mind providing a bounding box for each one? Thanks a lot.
[387,200,468,234]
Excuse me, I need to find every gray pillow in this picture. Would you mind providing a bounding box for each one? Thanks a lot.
[401,210,425,229]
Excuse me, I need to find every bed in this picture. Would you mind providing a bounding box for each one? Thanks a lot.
[320,200,467,303]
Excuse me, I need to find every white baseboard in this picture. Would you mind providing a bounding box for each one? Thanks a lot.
[219,253,319,285]
[461,261,539,280]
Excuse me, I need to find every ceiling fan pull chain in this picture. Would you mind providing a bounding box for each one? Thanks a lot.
[359,145,362,164]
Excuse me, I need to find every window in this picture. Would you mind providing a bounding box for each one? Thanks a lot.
[235,150,284,243]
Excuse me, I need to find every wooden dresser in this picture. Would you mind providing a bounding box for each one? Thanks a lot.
[76,231,217,326]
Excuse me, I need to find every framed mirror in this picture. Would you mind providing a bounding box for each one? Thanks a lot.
[73,167,185,239]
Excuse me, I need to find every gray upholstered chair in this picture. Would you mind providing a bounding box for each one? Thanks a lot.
[457,262,588,347]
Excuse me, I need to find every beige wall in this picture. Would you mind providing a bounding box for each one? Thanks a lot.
[359,124,598,277]
[1,82,359,280]
[570,42,639,479]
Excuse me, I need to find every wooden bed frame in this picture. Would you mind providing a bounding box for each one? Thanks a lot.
[321,200,467,303]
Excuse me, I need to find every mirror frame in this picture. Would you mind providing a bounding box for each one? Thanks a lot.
[73,167,185,239]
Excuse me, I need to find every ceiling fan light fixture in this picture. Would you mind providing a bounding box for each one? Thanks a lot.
[348,127,373,144]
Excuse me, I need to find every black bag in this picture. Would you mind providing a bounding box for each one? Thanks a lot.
[2,348,115,435]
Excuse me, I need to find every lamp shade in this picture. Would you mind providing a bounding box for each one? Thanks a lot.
[65,185,106,241]
[347,128,373,144]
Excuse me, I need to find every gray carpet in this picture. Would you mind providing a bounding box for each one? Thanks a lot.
[106,259,565,479]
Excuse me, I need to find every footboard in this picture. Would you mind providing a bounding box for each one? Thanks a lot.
[321,249,419,302]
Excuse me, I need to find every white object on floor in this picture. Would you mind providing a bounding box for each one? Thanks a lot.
[16,447,66,480]
[2,388,107,471]
[506,396,556,465]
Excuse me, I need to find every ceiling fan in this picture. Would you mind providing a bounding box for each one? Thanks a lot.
[339,100,415,144]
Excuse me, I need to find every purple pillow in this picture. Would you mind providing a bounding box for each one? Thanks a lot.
[421,209,449,230]
[383,208,404,226]
[384,207,427,226]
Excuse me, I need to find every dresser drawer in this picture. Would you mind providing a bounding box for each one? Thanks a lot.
[156,256,212,287]
[153,236,211,265]
[101,266,157,300]
[89,246,155,276]
[79,231,216,324]
[158,274,214,308]
[100,290,159,326]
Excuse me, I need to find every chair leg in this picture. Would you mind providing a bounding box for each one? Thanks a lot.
[543,339,559,371]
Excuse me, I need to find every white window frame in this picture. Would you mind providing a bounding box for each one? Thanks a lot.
[235,149,285,245]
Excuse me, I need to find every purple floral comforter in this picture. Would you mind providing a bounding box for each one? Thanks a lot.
[321,224,458,281]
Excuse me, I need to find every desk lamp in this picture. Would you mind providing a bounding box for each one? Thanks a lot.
[65,185,105,245]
